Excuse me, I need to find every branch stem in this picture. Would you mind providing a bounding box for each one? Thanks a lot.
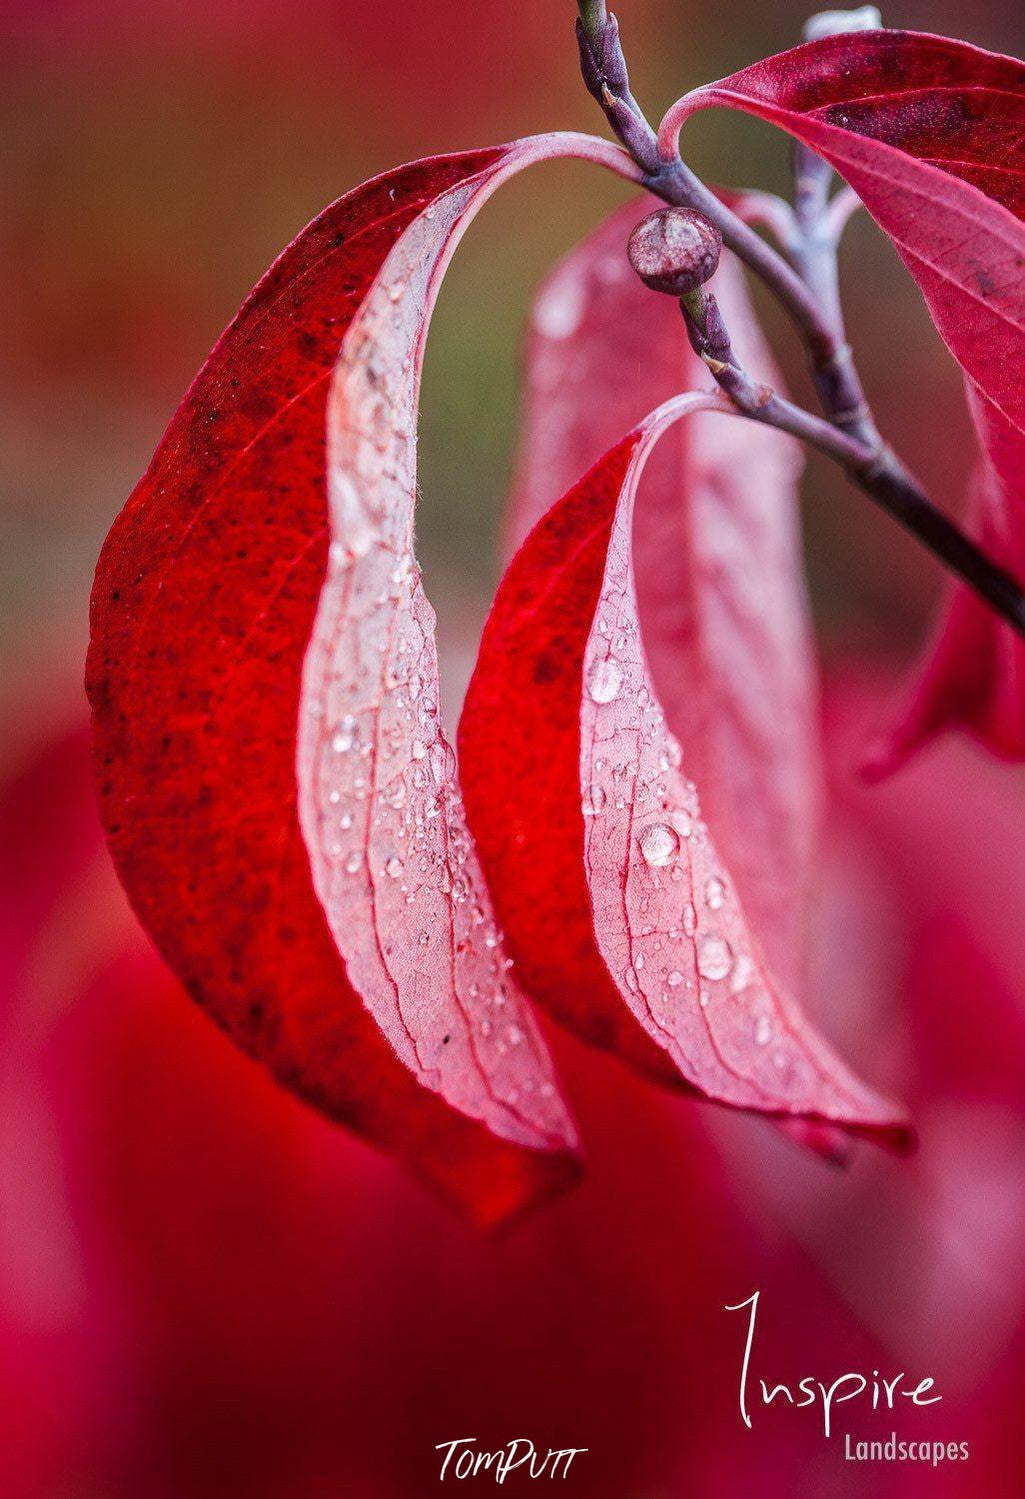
[682,291,1025,636]
[573,10,876,433]
[573,5,1025,639]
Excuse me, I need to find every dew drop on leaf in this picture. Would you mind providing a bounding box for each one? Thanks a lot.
[587,657,623,704]
[585,784,607,815]
[697,935,733,982]
[670,807,693,839]
[331,716,357,753]
[638,822,679,867]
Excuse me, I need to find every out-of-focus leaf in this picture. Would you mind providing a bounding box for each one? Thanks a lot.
[506,203,821,998]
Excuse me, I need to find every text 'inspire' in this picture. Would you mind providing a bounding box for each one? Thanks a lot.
[729,1291,941,1438]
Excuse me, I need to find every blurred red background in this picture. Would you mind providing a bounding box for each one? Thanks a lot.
[4,2,1025,1495]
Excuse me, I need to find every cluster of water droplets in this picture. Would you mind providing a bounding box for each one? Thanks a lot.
[581,587,817,1100]
[299,207,570,1144]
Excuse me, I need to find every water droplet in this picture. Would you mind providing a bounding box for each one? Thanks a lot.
[587,657,623,704]
[670,808,693,839]
[697,936,733,981]
[704,876,726,910]
[344,850,363,875]
[682,903,697,936]
[506,1025,524,1047]
[730,953,754,996]
[754,1015,773,1047]
[384,855,404,879]
[666,970,684,988]
[331,715,357,754]
[639,822,679,868]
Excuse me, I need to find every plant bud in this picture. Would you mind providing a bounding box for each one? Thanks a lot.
[627,209,722,297]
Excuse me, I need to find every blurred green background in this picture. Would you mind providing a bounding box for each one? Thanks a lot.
[3,0,1024,748]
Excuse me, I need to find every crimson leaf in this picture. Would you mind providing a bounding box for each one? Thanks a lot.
[87,134,636,1225]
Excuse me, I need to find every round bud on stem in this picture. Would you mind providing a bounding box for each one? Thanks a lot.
[627,208,722,296]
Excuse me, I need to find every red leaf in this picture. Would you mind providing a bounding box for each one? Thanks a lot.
[502,204,852,1157]
[661,30,1025,763]
[86,134,636,1225]
[462,390,908,1144]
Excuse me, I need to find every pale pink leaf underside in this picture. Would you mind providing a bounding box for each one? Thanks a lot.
[580,399,906,1135]
[297,136,640,1155]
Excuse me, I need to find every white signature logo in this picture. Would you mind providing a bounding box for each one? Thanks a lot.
[436,1439,587,1483]
[728,1290,941,1438]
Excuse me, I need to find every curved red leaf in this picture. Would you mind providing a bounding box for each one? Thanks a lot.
[501,205,846,1157]
[86,134,636,1224]
[462,394,908,1144]
[662,30,1025,763]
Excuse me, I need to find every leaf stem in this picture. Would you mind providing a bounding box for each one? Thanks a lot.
[573,11,872,417]
[785,9,878,448]
[576,0,608,54]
